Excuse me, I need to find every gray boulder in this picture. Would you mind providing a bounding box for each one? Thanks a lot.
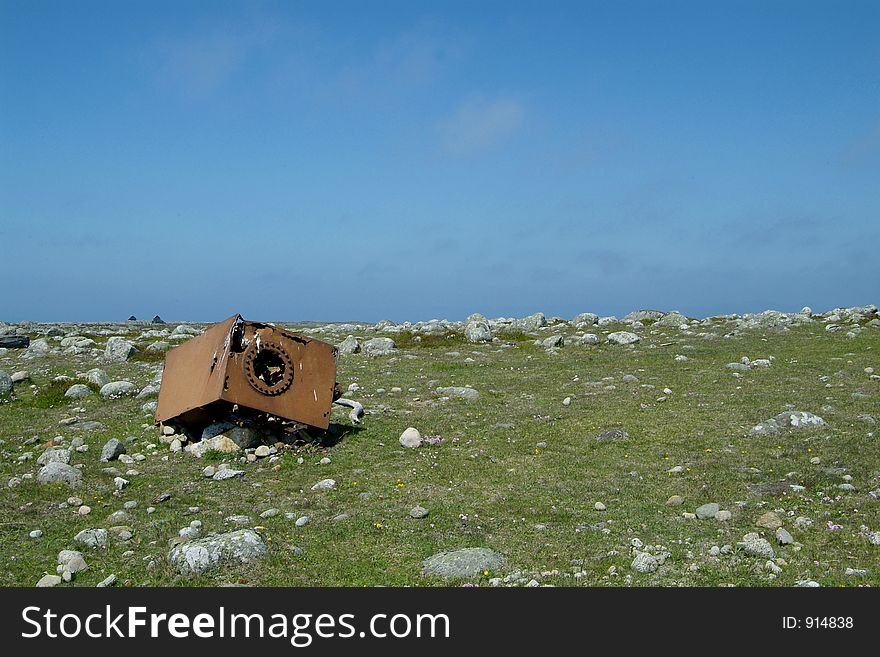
[422,547,505,578]
[37,462,82,488]
[168,529,268,576]
[515,312,547,333]
[337,335,360,354]
[100,438,126,462]
[607,331,640,345]
[104,337,137,362]
[74,528,109,548]
[85,369,111,387]
[573,312,599,326]
[363,337,397,356]
[464,321,492,343]
[64,383,93,399]
[656,311,688,327]
[37,447,71,466]
[100,381,137,399]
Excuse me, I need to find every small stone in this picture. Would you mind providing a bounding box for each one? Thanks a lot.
[776,528,794,545]
[254,445,270,458]
[409,505,429,519]
[756,511,783,530]
[29,530,43,538]
[562,397,571,406]
[202,466,216,478]
[715,510,732,522]
[594,502,606,511]
[311,478,336,491]
[97,574,117,587]
[666,495,684,506]
[295,516,310,527]
[319,457,331,465]
[399,427,423,448]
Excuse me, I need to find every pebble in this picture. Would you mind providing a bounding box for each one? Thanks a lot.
[410,505,429,519]
[29,530,43,539]
[666,495,684,506]
[594,502,606,511]
[295,516,310,527]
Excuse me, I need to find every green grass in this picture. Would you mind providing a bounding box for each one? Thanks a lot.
[32,379,100,409]
[391,330,470,349]
[0,321,878,587]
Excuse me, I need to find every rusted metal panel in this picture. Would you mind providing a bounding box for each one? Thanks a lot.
[155,314,338,432]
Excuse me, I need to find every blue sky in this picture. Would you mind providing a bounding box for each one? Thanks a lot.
[1,0,877,322]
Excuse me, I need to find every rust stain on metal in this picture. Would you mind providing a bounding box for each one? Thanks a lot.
[156,314,341,436]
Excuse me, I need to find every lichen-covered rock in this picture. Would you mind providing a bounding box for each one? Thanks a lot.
[100,381,137,399]
[435,386,479,400]
[37,462,82,488]
[422,548,505,578]
[168,529,268,576]
[363,337,397,356]
[607,331,640,345]
[104,337,137,362]
[751,411,826,436]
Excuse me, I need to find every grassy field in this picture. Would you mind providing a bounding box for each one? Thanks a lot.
[1,317,878,587]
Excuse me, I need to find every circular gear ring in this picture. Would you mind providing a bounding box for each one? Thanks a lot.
[242,340,295,396]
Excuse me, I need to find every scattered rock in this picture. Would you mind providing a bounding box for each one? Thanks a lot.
[751,411,826,436]
[631,552,659,573]
[422,548,505,578]
[399,427,422,448]
[36,574,63,587]
[100,381,137,399]
[739,533,775,558]
[168,529,268,577]
[64,384,93,399]
[696,503,720,520]
[74,528,108,549]
[776,528,794,545]
[756,511,783,530]
[595,429,630,443]
[363,338,397,356]
[37,462,82,488]
[410,505,429,519]
[311,479,336,491]
[607,331,640,345]
[436,386,480,400]
[100,438,126,462]
[104,337,137,362]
